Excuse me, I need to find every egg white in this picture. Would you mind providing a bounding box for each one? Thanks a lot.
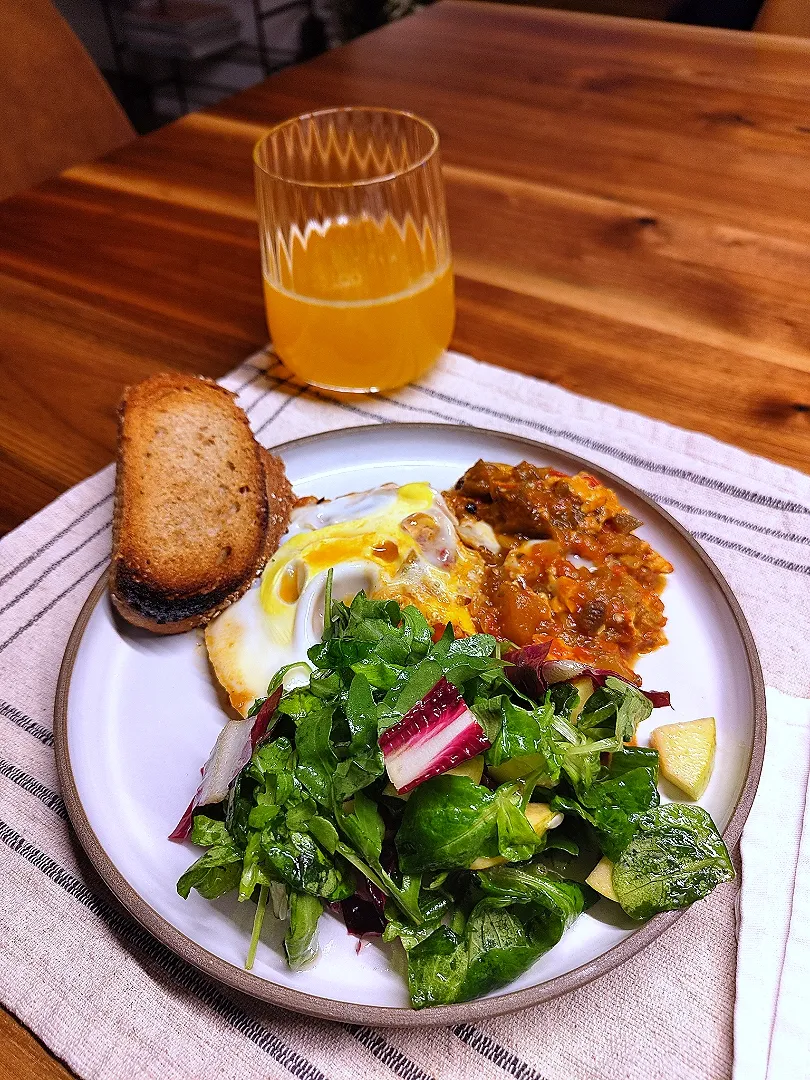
[204,483,484,716]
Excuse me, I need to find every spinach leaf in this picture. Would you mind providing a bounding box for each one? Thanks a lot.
[396,775,500,873]
[460,902,548,1002]
[552,766,659,861]
[382,890,455,951]
[608,745,660,780]
[475,861,586,927]
[407,926,468,1009]
[285,891,322,970]
[613,803,734,920]
[494,787,547,863]
[397,775,550,873]
[581,766,660,860]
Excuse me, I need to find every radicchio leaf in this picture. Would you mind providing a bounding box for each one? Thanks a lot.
[169,687,282,841]
[338,879,387,940]
[504,645,670,709]
[378,676,490,794]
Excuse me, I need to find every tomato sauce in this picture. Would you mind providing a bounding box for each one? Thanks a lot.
[445,461,672,681]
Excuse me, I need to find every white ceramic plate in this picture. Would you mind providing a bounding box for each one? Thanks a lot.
[55,424,765,1026]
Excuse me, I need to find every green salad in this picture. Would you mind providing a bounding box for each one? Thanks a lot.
[174,578,733,1008]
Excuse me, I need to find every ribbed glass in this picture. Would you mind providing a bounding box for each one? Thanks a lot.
[254,107,454,392]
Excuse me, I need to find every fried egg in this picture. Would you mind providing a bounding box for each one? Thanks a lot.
[205,483,485,716]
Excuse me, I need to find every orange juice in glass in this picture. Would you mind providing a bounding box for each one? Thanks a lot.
[254,108,454,392]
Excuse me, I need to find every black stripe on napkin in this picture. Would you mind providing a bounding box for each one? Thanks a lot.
[0,521,111,620]
[693,533,810,575]
[0,818,332,1080]
[453,1025,550,1080]
[0,759,67,819]
[0,555,109,655]
[349,1027,435,1080]
[0,701,53,746]
[644,493,810,547]
[255,383,310,436]
[231,367,267,396]
[0,490,113,591]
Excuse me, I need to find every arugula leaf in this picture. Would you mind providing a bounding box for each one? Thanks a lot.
[350,657,404,690]
[336,789,385,864]
[177,845,242,900]
[578,677,653,746]
[307,637,374,670]
[383,659,444,723]
[285,891,323,969]
[479,696,562,784]
[294,707,338,806]
[261,827,355,900]
[612,803,734,920]
[401,605,433,659]
[332,674,384,799]
[189,815,232,848]
[440,634,502,687]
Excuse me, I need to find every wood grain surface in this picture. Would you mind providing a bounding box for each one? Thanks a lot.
[1,3,809,1074]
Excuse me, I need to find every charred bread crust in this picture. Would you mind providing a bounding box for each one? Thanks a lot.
[109,563,256,633]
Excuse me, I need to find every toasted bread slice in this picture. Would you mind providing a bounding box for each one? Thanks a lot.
[111,373,294,633]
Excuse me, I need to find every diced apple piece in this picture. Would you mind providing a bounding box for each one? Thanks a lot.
[470,803,562,869]
[586,857,619,902]
[470,854,507,870]
[524,802,563,834]
[446,754,485,785]
[651,716,716,800]
[569,676,594,725]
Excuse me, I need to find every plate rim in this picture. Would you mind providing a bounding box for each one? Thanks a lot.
[54,421,766,1026]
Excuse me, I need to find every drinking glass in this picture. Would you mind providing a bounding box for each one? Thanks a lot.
[254,107,455,392]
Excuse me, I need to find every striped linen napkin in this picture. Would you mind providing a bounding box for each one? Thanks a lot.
[0,350,808,1080]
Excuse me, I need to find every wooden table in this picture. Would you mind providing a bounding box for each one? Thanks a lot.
[2,3,810,1073]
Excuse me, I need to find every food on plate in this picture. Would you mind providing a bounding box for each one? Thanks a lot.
[651,716,717,800]
[110,373,294,633]
[585,856,619,902]
[204,483,484,715]
[444,461,673,682]
[172,462,732,1008]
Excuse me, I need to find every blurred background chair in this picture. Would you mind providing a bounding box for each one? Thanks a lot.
[754,0,810,34]
[0,0,134,201]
